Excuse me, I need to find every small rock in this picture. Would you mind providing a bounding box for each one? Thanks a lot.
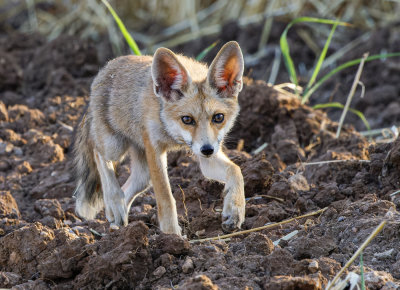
[264,275,321,289]
[39,216,63,229]
[2,129,26,147]
[0,271,23,288]
[109,224,119,232]
[159,253,174,267]
[365,270,394,289]
[152,266,166,279]
[182,257,194,273]
[243,232,274,255]
[0,160,10,171]
[382,281,399,290]
[374,249,394,259]
[34,199,65,220]
[0,101,8,122]
[288,173,310,192]
[337,216,345,222]
[308,260,319,273]
[64,220,72,226]
[195,229,206,237]
[17,161,32,174]
[155,233,190,255]
[178,275,218,290]
[0,142,13,155]
[0,191,20,218]
[13,147,23,156]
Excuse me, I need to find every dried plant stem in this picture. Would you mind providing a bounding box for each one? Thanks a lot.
[327,220,387,290]
[257,0,277,52]
[190,207,327,243]
[179,185,189,220]
[246,195,284,203]
[336,52,369,138]
[268,47,282,85]
[302,159,370,166]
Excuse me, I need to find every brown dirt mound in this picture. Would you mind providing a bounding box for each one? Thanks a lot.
[0,32,399,289]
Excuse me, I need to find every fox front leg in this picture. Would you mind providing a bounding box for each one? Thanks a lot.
[199,151,245,232]
[142,132,182,235]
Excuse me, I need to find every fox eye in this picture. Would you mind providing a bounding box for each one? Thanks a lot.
[181,116,195,125]
[212,113,224,123]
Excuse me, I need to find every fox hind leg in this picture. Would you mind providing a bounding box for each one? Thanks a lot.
[122,147,151,211]
[93,149,128,227]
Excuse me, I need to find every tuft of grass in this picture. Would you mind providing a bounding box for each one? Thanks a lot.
[302,52,400,104]
[280,17,400,135]
[313,102,370,131]
[101,0,141,55]
[305,20,339,94]
[280,17,350,89]
[280,17,400,105]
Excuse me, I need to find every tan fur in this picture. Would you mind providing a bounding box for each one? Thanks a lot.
[73,41,245,234]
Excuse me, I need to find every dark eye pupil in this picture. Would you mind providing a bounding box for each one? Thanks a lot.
[213,113,224,123]
[182,116,193,124]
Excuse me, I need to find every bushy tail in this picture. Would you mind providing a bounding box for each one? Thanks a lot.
[73,112,103,219]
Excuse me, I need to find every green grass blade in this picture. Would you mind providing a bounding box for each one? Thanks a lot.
[196,40,219,61]
[101,0,141,56]
[313,102,344,110]
[360,251,365,290]
[280,23,298,86]
[305,20,339,93]
[313,102,371,131]
[302,52,400,104]
[280,17,350,88]
[349,108,371,131]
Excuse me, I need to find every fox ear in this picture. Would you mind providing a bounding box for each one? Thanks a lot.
[207,41,244,98]
[152,48,191,102]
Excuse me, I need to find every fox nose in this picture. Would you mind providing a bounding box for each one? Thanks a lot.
[200,144,214,156]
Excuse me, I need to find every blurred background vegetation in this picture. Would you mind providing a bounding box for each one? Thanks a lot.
[1,0,399,55]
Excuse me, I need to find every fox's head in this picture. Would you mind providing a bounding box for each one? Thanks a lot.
[151,41,244,158]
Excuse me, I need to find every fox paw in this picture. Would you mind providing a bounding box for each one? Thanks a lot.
[105,192,128,227]
[159,218,182,236]
[222,201,245,233]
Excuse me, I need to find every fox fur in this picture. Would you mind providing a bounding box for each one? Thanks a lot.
[73,41,246,234]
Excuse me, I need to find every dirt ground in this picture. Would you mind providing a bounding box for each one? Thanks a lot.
[1,24,400,289]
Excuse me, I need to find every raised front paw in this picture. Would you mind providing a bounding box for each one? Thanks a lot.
[222,194,245,233]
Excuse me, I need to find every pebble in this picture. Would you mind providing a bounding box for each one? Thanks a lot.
[374,249,394,259]
[182,257,194,273]
[308,260,319,273]
[0,142,13,155]
[13,147,23,156]
[288,173,310,191]
[152,266,166,279]
[109,224,119,232]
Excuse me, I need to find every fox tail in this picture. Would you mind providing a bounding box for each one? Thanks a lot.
[72,111,103,219]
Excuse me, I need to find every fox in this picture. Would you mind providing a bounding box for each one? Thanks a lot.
[73,41,245,235]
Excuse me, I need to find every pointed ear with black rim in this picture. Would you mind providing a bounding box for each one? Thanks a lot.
[207,41,244,98]
[151,48,191,102]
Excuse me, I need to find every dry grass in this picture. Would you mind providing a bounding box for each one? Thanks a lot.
[1,0,399,55]
[190,207,327,243]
